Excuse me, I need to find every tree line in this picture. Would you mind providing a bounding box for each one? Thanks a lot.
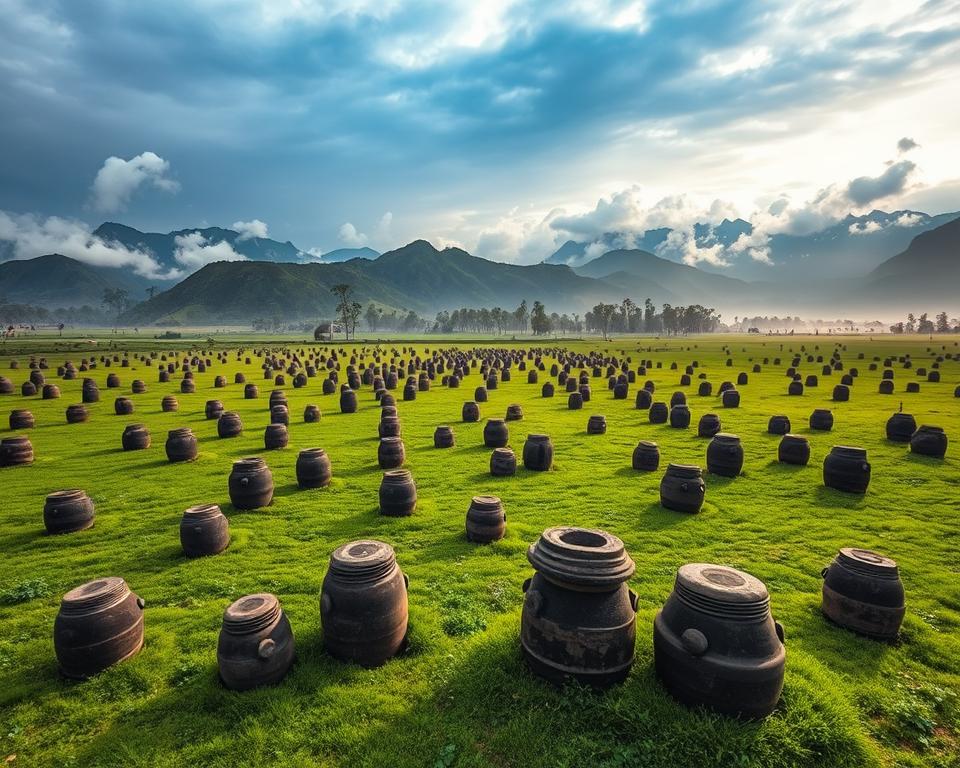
[889,312,959,334]
[585,299,720,340]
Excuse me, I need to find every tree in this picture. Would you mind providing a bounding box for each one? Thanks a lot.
[936,311,950,333]
[330,284,355,340]
[917,313,934,334]
[620,298,637,333]
[591,303,617,340]
[347,301,363,338]
[643,298,657,333]
[365,303,381,332]
[906,313,916,333]
[530,300,551,335]
[514,300,528,334]
[101,288,131,329]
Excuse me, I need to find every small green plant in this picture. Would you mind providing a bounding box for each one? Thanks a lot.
[0,578,51,605]
[433,743,456,768]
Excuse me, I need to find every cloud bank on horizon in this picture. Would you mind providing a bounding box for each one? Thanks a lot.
[0,0,958,272]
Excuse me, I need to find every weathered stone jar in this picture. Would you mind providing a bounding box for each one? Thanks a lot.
[653,563,785,718]
[707,433,744,478]
[483,418,509,448]
[378,436,405,469]
[54,577,144,679]
[205,399,225,420]
[434,425,455,448]
[161,395,179,413]
[521,527,638,689]
[296,447,332,488]
[697,413,720,438]
[490,447,517,476]
[821,548,905,641]
[165,427,198,462]
[522,434,553,471]
[121,423,151,451]
[778,434,810,465]
[809,408,833,431]
[910,425,948,458]
[767,415,791,435]
[660,464,705,513]
[218,593,295,690]
[217,411,243,438]
[321,540,409,666]
[586,414,607,434]
[264,423,288,449]
[9,409,34,430]
[0,435,34,466]
[66,404,89,424]
[466,495,506,543]
[823,446,870,494]
[379,469,416,516]
[229,457,274,509]
[44,489,95,534]
[649,402,668,424]
[180,503,230,557]
[462,401,480,422]
[632,440,660,471]
[885,412,916,443]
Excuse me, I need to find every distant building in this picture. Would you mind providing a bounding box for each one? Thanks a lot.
[314,321,342,341]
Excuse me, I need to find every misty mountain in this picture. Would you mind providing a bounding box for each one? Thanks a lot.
[93,222,304,273]
[0,254,143,308]
[120,239,752,325]
[314,247,380,263]
[545,210,959,282]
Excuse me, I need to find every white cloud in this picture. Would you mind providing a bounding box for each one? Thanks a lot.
[338,222,368,247]
[231,219,268,240]
[701,45,772,78]
[90,151,179,213]
[336,212,393,249]
[657,228,729,268]
[0,210,171,278]
[172,232,246,272]
[894,212,923,227]
[848,220,883,235]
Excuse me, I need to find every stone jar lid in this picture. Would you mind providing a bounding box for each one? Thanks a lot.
[527,526,635,589]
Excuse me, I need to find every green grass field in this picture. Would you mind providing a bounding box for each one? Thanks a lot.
[0,334,958,768]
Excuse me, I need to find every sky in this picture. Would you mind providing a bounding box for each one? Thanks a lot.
[1,0,959,277]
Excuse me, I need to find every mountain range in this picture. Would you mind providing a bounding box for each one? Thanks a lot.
[546,210,959,282]
[1,211,957,323]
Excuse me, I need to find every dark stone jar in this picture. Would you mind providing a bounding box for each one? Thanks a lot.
[161,395,179,412]
[521,527,638,689]
[9,409,34,430]
[490,447,517,476]
[433,425,455,448]
[122,423,151,451]
[910,425,947,458]
[205,399,224,420]
[44,489,95,534]
[321,540,408,666]
[632,440,660,471]
[523,434,553,471]
[587,414,607,434]
[636,389,653,409]
[379,469,416,516]
[466,495,506,543]
[649,402,668,424]
[660,464,705,513]
[270,404,289,425]
[821,548,905,641]
[42,384,61,399]
[340,388,358,414]
[165,427,198,462]
[832,384,850,402]
[721,389,740,408]
[653,563,785,718]
[462,401,480,422]
[885,412,916,442]
[304,404,322,423]
[114,397,134,415]
[54,577,144,679]
[568,391,583,410]
[707,433,744,478]
[809,409,833,431]
[379,415,401,438]
[378,437,405,469]
[66,404,89,423]
[697,413,720,438]
[264,423,289,450]
[180,503,230,557]
[823,446,870,494]
[670,405,691,429]
[505,403,524,421]
[768,415,791,435]
[296,447,332,488]
[474,385,488,402]
[788,381,803,396]
[778,434,810,465]
[217,593,295,690]
[229,457,274,509]
[218,411,243,438]
[542,382,555,398]
[484,418,509,448]
[244,383,259,399]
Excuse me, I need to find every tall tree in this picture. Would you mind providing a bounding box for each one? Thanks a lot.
[101,288,131,329]
[530,300,551,335]
[365,303,381,332]
[330,283,355,340]
[514,299,528,334]
[591,303,617,340]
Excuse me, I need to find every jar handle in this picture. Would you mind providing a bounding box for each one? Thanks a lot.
[525,588,544,617]
[521,577,531,593]
[628,589,638,613]
[240,477,249,487]
[403,572,410,590]
[820,566,829,578]
[775,621,785,645]
[681,628,708,656]
[135,596,145,610]
[258,638,276,659]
